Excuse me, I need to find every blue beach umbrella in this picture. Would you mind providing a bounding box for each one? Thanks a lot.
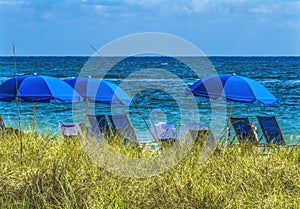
[187,74,278,141]
[188,74,278,106]
[64,77,131,105]
[0,74,81,130]
[64,77,132,123]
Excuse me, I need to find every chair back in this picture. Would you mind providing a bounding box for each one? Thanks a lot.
[58,121,83,137]
[87,115,111,137]
[257,116,285,146]
[108,115,138,144]
[150,122,178,140]
[230,117,258,144]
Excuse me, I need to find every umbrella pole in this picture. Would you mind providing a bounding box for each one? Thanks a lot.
[33,102,36,131]
[226,101,232,144]
[84,97,88,125]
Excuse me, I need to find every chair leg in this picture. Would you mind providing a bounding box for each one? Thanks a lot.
[229,136,236,145]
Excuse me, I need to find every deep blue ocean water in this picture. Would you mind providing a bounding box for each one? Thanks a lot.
[0,56,299,143]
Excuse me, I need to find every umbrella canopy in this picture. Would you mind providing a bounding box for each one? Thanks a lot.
[0,75,81,103]
[188,74,278,106]
[0,74,81,130]
[63,77,132,106]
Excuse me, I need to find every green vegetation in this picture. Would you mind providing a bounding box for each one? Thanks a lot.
[0,131,299,208]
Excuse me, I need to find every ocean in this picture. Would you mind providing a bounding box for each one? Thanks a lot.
[0,56,299,143]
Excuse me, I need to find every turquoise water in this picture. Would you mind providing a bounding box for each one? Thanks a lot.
[0,56,299,143]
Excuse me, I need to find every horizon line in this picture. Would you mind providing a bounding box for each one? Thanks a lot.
[0,54,300,57]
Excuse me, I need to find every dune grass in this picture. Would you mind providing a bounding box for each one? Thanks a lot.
[0,131,299,208]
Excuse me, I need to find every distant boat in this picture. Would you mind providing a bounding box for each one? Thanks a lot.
[160,62,168,66]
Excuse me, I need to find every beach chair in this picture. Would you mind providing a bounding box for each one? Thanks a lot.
[108,114,138,145]
[150,122,178,147]
[230,117,260,144]
[0,114,5,130]
[0,114,22,135]
[87,114,112,139]
[183,122,208,141]
[183,126,217,153]
[58,121,84,138]
[256,116,298,148]
[187,129,216,146]
[198,129,217,149]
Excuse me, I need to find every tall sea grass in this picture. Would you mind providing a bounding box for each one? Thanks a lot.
[0,131,299,208]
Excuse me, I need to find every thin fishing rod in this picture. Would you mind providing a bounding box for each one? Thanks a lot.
[133,71,160,142]
[87,43,160,144]
[13,44,21,130]
[13,44,23,165]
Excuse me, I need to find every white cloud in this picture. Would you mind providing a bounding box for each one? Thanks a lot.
[81,3,108,15]
[0,0,26,6]
[41,12,54,20]
[93,4,108,13]
[126,0,163,7]
[172,3,191,13]
[249,5,272,14]
[191,0,209,13]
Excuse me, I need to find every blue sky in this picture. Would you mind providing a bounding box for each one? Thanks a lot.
[0,0,300,56]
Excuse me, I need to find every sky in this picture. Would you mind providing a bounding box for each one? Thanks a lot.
[0,0,300,56]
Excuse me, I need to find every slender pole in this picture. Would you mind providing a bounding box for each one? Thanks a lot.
[13,44,21,130]
[84,97,88,125]
[33,102,36,131]
[13,44,23,164]
[226,101,232,144]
